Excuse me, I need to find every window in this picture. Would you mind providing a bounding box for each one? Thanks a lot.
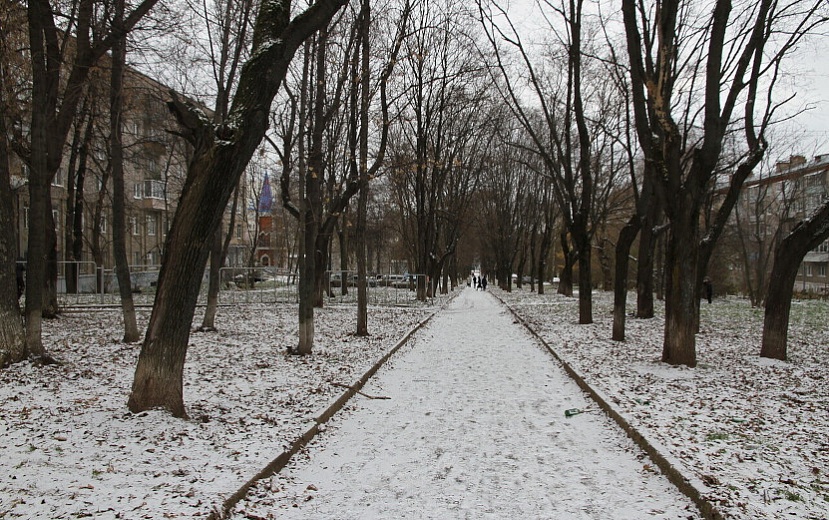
[236,224,243,240]
[144,180,164,200]
[819,264,827,278]
[130,216,139,236]
[23,207,29,229]
[133,252,142,266]
[805,264,813,277]
[134,183,143,199]
[51,169,64,187]
[52,209,59,230]
[146,215,157,236]
[100,215,107,234]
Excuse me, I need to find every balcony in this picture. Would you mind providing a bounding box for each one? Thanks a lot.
[139,180,167,210]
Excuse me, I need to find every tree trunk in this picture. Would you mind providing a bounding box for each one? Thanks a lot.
[129,0,347,415]
[110,0,140,343]
[24,0,51,358]
[338,223,348,297]
[0,113,26,367]
[43,216,59,318]
[661,213,699,367]
[574,226,593,324]
[761,202,829,360]
[612,215,640,341]
[636,190,660,318]
[558,232,574,296]
[199,227,223,332]
[355,0,370,336]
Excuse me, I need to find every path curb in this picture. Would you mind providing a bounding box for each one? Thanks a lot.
[496,293,725,520]
[207,302,443,519]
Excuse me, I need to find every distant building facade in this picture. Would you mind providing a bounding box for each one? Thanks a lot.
[741,154,829,293]
[10,66,251,291]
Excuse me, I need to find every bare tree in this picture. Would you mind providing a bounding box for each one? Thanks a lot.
[479,0,602,324]
[109,0,142,342]
[733,154,800,306]
[389,0,491,301]
[196,0,256,331]
[762,200,829,360]
[128,0,348,417]
[621,0,827,366]
[0,3,29,366]
[18,0,161,361]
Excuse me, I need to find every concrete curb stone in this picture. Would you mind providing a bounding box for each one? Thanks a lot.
[495,292,725,520]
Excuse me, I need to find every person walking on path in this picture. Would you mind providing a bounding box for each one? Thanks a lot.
[237,289,702,519]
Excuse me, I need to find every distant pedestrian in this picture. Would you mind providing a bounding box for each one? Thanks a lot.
[477,277,482,291]
[702,277,713,304]
[481,275,488,291]
[16,262,25,300]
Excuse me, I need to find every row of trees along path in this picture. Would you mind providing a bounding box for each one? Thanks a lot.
[1,0,827,424]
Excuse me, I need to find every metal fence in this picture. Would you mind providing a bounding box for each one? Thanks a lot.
[321,271,433,306]
[45,263,448,308]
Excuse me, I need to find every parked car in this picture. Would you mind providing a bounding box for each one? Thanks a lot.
[234,271,264,288]
[391,273,415,289]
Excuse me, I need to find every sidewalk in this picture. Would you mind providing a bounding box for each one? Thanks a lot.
[233,288,703,519]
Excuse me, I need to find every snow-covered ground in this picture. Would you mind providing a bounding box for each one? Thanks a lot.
[0,303,434,518]
[1,287,827,519]
[233,288,702,519]
[498,287,829,520]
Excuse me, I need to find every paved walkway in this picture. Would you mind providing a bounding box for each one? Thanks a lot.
[235,289,701,519]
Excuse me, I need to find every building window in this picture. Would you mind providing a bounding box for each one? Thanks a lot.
[819,264,827,278]
[52,169,64,187]
[100,215,107,234]
[236,224,243,240]
[146,214,156,236]
[23,207,29,229]
[134,183,143,199]
[133,252,142,266]
[805,264,813,277]
[144,180,164,200]
[130,216,139,236]
[52,209,59,230]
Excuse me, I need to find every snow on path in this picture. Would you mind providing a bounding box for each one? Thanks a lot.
[235,289,702,519]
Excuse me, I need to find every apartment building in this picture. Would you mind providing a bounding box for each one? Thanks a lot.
[740,154,829,293]
[10,67,251,292]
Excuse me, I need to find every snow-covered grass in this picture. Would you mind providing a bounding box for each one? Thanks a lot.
[0,303,434,518]
[2,289,828,519]
[498,288,829,520]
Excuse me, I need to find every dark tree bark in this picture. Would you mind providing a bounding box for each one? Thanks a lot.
[557,232,574,296]
[612,215,640,341]
[128,0,347,416]
[354,0,370,336]
[110,0,140,343]
[0,101,25,367]
[636,186,660,318]
[761,202,829,360]
[64,98,95,295]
